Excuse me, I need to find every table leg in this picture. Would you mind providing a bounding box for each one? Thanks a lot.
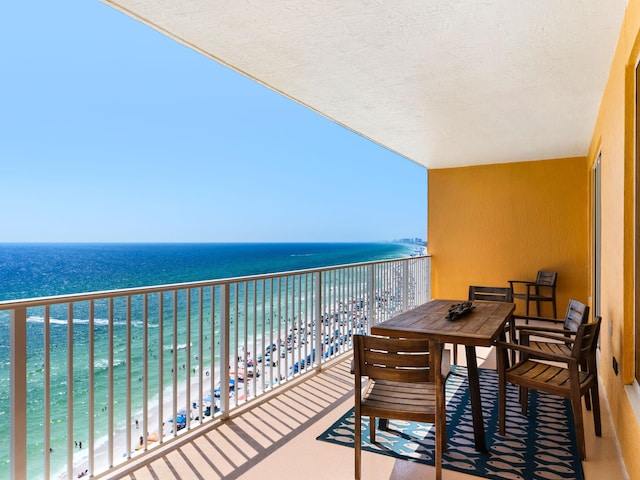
[465,345,487,452]
[500,327,512,367]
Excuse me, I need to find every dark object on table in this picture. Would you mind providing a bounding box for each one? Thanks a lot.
[446,301,474,321]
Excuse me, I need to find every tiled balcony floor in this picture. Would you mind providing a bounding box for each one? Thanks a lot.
[104,347,627,480]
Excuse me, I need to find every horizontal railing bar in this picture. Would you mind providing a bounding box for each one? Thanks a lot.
[0,256,430,310]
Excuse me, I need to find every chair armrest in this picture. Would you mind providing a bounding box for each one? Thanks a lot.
[495,340,575,364]
[508,280,533,286]
[514,325,575,335]
[512,314,563,324]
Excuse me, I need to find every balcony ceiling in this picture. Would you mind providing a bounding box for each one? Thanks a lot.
[103,1,626,169]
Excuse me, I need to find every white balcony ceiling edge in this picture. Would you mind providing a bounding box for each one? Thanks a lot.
[102,0,626,169]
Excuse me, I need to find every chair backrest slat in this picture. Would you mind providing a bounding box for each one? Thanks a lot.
[354,335,439,383]
[468,285,513,303]
[563,299,590,332]
[571,317,601,363]
[365,350,431,369]
[536,270,558,287]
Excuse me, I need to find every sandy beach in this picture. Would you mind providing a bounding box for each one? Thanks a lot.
[65,334,324,479]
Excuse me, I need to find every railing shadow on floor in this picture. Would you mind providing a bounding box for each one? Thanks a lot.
[104,357,355,480]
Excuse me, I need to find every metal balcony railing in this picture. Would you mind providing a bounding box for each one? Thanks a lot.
[0,255,430,480]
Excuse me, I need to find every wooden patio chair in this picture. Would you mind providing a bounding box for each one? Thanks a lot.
[510,298,590,377]
[509,270,558,317]
[496,317,602,460]
[353,335,447,480]
[512,298,590,354]
[451,285,513,365]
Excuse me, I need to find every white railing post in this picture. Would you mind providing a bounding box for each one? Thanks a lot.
[10,306,27,480]
[142,295,149,451]
[126,297,132,458]
[220,284,230,418]
[108,298,114,467]
[186,288,191,429]
[403,259,409,310]
[171,291,178,438]
[367,264,375,333]
[44,306,51,480]
[157,293,164,445]
[67,303,74,477]
[88,300,95,475]
[427,256,432,301]
[315,271,322,370]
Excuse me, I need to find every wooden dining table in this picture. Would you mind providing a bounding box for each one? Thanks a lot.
[370,298,515,452]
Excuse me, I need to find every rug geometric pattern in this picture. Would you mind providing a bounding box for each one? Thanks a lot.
[317,367,584,480]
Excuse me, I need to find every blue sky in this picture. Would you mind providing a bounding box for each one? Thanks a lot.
[0,1,427,243]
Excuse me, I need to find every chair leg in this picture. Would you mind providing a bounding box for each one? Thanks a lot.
[579,359,592,410]
[435,394,444,480]
[508,323,516,366]
[498,373,506,436]
[571,391,587,460]
[369,416,376,443]
[520,386,529,416]
[534,285,541,316]
[591,382,602,437]
[355,410,362,479]
[435,423,443,480]
[584,390,592,411]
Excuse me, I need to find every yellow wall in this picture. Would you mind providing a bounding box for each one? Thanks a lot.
[429,1,640,476]
[428,157,590,314]
[587,0,640,478]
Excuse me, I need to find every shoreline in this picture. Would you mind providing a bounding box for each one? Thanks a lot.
[64,366,224,479]
[65,336,321,479]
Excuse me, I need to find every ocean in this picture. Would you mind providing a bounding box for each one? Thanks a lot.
[0,242,419,479]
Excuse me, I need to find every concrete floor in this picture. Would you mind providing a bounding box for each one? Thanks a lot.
[103,346,628,480]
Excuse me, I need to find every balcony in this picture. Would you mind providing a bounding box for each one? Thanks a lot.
[2,256,430,480]
[103,349,626,480]
[1,255,627,479]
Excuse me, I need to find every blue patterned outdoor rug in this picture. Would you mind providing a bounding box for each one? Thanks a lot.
[317,367,584,480]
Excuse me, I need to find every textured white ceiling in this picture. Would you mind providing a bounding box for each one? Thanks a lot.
[103,0,627,169]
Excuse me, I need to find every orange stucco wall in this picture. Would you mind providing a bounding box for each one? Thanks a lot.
[429,0,640,476]
[428,157,590,314]
[586,0,640,478]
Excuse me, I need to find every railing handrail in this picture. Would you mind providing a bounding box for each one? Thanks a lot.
[0,255,431,310]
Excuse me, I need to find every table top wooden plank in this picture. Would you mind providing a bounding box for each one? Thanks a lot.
[371,299,515,347]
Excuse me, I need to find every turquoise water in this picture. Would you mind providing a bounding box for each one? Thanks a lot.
[0,242,418,479]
